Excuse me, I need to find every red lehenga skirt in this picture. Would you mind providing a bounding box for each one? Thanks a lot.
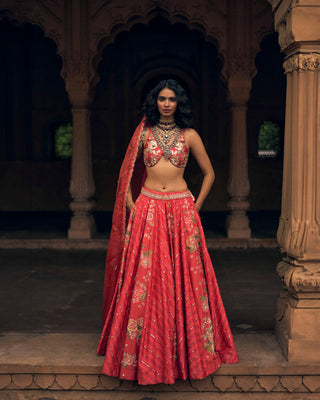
[97,187,238,385]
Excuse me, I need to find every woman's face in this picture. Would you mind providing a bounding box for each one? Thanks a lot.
[157,88,177,120]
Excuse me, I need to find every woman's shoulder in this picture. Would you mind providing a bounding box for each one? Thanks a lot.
[184,127,197,135]
[184,128,200,142]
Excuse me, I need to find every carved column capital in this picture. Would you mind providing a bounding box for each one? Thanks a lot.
[227,57,253,105]
[283,53,320,74]
[277,260,320,293]
[64,58,93,106]
[229,54,255,76]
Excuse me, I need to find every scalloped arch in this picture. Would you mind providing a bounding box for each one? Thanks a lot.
[0,8,63,58]
[89,4,226,87]
[252,31,282,79]
[252,27,277,66]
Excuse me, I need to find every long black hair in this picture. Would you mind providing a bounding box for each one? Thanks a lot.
[142,79,192,128]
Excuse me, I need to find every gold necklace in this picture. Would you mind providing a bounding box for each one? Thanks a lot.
[156,122,177,144]
[152,126,182,160]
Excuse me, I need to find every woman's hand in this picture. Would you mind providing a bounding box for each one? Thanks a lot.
[194,201,201,212]
[126,200,135,211]
[126,186,135,211]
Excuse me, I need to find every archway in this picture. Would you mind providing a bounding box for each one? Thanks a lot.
[247,32,286,236]
[91,16,228,216]
[0,18,71,226]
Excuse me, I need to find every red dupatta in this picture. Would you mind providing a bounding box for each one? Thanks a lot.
[102,117,147,323]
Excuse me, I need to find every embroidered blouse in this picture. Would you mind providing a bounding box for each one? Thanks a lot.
[143,127,189,168]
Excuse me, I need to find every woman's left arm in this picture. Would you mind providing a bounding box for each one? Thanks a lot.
[185,129,215,212]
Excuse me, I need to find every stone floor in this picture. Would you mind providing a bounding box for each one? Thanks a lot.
[0,248,283,333]
[2,248,320,399]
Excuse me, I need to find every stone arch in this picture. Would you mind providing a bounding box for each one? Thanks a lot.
[0,6,64,58]
[92,14,224,142]
[248,32,286,157]
[91,14,227,213]
[89,2,226,89]
[0,15,71,213]
[0,16,70,160]
[247,0,275,79]
[0,6,66,88]
[246,31,286,212]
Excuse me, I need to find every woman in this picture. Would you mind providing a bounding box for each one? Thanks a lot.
[97,79,238,385]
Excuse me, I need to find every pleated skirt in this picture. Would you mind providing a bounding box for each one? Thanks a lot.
[97,186,238,385]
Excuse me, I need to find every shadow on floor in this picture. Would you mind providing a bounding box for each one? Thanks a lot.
[0,248,283,334]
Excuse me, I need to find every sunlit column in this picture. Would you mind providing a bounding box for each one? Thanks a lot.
[275,51,320,361]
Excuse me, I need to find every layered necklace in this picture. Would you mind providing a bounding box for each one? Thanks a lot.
[152,120,182,160]
[156,121,177,143]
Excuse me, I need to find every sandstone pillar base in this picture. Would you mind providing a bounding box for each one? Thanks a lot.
[68,200,96,239]
[225,213,251,239]
[275,261,320,362]
[226,200,251,239]
[68,216,96,239]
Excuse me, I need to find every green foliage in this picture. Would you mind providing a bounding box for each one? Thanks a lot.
[55,123,72,159]
[258,121,280,154]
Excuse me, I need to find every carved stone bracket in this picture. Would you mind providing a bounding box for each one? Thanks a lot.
[228,54,256,79]
[277,260,320,293]
[283,53,320,74]
[227,75,252,106]
[64,58,94,105]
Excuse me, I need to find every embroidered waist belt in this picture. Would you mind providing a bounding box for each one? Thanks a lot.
[141,187,194,201]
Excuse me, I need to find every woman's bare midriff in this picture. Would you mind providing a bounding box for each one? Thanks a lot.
[144,157,188,192]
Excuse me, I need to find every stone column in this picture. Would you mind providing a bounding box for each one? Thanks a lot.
[225,73,251,239]
[275,51,320,362]
[268,0,320,362]
[65,74,96,239]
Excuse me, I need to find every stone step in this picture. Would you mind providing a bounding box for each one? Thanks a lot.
[0,237,278,250]
[1,333,320,399]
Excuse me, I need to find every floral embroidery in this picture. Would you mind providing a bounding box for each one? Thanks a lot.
[121,352,137,368]
[143,129,189,168]
[139,249,152,268]
[174,141,183,151]
[183,212,194,226]
[132,281,147,303]
[149,140,157,149]
[138,129,147,150]
[126,317,144,340]
[167,213,174,234]
[200,294,209,312]
[146,211,154,226]
[124,232,130,244]
[202,318,215,354]
[99,186,238,383]
[186,231,201,252]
